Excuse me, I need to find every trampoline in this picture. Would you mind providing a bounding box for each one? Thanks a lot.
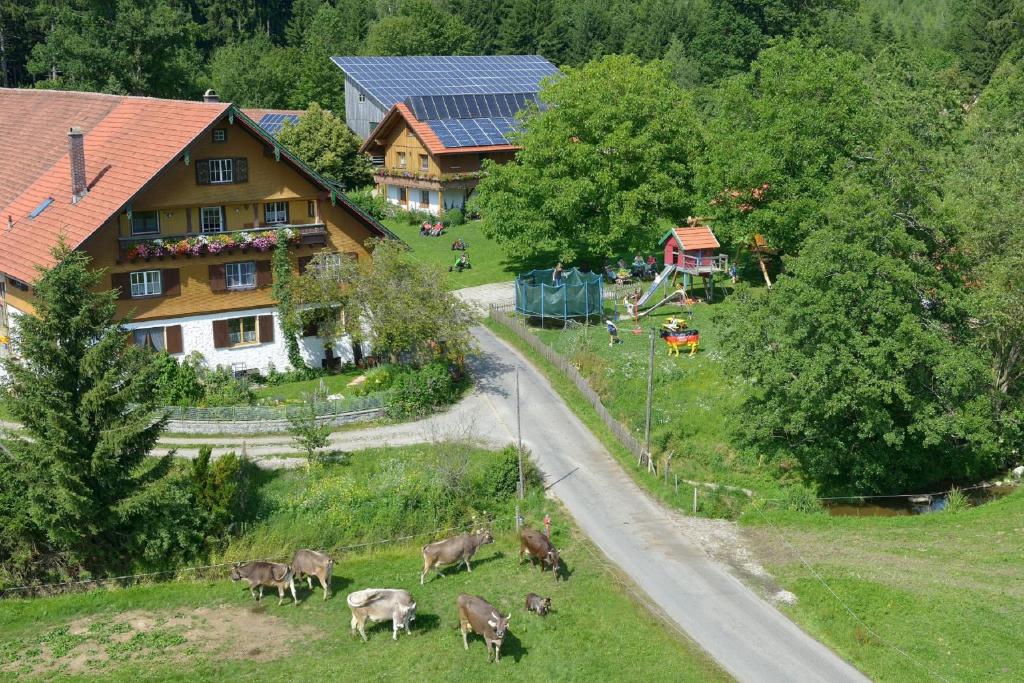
[514,268,604,320]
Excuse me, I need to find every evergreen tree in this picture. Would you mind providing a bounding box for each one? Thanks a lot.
[209,34,300,107]
[446,0,502,54]
[948,0,1022,89]
[497,0,549,54]
[364,0,476,55]
[0,244,170,580]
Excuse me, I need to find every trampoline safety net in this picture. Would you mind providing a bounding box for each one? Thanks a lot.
[514,268,604,319]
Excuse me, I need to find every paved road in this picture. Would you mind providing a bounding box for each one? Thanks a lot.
[453,281,514,312]
[467,326,868,683]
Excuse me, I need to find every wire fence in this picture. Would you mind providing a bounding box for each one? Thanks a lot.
[162,393,388,422]
[489,304,648,460]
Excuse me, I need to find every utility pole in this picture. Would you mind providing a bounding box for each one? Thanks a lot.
[515,368,524,530]
[643,329,655,473]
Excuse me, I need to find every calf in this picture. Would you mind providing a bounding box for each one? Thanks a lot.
[525,593,551,617]
[229,562,297,606]
[457,594,510,663]
[292,549,333,601]
[421,529,494,585]
[347,588,417,641]
[519,527,561,580]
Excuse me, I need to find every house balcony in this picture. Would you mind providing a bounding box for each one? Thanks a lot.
[373,168,485,191]
[116,223,327,263]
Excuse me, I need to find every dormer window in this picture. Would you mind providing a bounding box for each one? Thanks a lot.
[212,128,227,143]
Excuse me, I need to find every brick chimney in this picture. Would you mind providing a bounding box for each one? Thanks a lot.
[203,88,220,103]
[68,127,88,204]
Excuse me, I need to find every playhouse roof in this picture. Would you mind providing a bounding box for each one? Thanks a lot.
[660,224,720,251]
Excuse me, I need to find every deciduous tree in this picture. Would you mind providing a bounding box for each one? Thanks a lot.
[276,103,372,189]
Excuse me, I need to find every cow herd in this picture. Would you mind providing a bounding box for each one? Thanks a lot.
[228,526,563,663]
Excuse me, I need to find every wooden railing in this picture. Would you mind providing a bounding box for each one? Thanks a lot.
[680,253,728,272]
[116,223,327,260]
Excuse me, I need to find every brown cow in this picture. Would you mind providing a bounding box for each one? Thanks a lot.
[292,549,333,601]
[457,594,510,663]
[229,562,297,606]
[420,529,494,585]
[518,527,561,580]
[525,593,551,616]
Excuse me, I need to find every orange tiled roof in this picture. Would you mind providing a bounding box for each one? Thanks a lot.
[360,103,519,157]
[0,89,230,283]
[672,226,720,250]
[241,107,306,122]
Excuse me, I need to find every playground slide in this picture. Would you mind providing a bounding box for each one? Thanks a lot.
[634,289,684,319]
[636,265,676,308]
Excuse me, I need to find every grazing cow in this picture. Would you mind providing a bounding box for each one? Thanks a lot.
[525,593,551,617]
[457,594,510,662]
[346,589,417,641]
[519,527,561,580]
[229,562,297,606]
[292,549,333,601]
[420,529,494,585]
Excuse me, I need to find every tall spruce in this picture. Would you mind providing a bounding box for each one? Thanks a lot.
[0,244,169,580]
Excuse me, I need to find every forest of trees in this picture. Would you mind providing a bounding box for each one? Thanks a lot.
[1,1,1018,112]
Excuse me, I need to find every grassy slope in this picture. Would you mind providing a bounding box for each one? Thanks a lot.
[744,490,1024,682]
[382,218,516,289]
[252,369,364,403]
[0,444,726,681]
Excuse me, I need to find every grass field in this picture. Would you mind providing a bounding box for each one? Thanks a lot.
[383,218,517,289]
[0,442,727,681]
[744,489,1024,682]
[253,369,364,403]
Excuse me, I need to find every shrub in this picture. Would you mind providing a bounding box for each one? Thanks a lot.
[480,446,542,499]
[153,351,204,406]
[201,367,256,407]
[398,208,433,226]
[190,447,259,534]
[943,487,971,513]
[386,362,460,418]
[352,364,403,395]
[347,186,394,221]
[444,208,466,227]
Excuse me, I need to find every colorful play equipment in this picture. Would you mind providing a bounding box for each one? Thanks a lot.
[514,267,604,321]
[660,327,700,356]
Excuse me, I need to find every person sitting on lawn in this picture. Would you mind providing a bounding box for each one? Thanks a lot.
[431,221,444,236]
[646,254,657,277]
[451,238,466,251]
[421,220,432,236]
[450,253,471,272]
[631,254,646,278]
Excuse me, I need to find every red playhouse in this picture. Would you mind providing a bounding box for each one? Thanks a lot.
[658,217,728,300]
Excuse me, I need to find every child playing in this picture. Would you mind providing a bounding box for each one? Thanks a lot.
[606,319,619,346]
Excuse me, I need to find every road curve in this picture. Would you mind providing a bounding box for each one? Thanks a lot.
[469,326,868,683]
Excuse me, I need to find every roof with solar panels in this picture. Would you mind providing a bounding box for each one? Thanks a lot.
[334,55,558,152]
[242,108,304,137]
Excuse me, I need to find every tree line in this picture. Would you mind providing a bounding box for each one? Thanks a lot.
[3,1,1018,112]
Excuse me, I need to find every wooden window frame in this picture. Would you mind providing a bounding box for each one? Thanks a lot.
[419,189,430,208]
[130,210,160,236]
[132,327,166,351]
[419,154,429,172]
[226,316,258,347]
[307,200,316,218]
[398,187,408,206]
[264,201,289,225]
[225,261,256,290]
[397,151,407,169]
[201,206,224,233]
[208,158,234,184]
[212,128,227,143]
[129,270,161,298]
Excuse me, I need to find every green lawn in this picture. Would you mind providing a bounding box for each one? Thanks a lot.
[253,369,364,403]
[0,443,727,681]
[383,218,516,289]
[743,489,1024,682]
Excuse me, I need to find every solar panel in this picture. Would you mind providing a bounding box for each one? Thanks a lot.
[405,93,540,121]
[257,113,301,137]
[331,55,559,109]
[425,116,524,149]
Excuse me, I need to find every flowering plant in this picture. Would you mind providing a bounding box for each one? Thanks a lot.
[124,228,300,261]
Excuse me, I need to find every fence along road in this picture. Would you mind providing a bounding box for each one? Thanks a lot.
[469,325,868,683]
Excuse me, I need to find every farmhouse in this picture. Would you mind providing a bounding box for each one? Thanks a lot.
[332,55,558,214]
[0,88,394,372]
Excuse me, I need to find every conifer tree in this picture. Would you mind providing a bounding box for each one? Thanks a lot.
[0,243,169,579]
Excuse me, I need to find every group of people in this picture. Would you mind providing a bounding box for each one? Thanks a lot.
[602,255,658,284]
[420,220,445,237]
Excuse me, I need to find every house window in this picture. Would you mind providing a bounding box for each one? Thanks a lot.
[419,190,430,208]
[307,200,316,218]
[132,327,165,351]
[398,152,407,168]
[398,187,408,205]
[368,121,378,130]
[129,270,161,298]
[358,92,365,103]
[264,201,288,224]
[201,206,224,233]
[131,211,160,236]
[212,129,227,143]
[208,158,233,184]
[227,316,258,346]
[225,261,256,290]
[419,154,428,171]
[312,252,347,278]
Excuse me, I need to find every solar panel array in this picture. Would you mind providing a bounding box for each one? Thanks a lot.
[258,113,300,136]
[331,55,558,109]
[427,117,521,148]
[405,92,540,121]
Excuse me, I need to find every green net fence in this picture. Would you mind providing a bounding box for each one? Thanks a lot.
[514,268,604,319]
